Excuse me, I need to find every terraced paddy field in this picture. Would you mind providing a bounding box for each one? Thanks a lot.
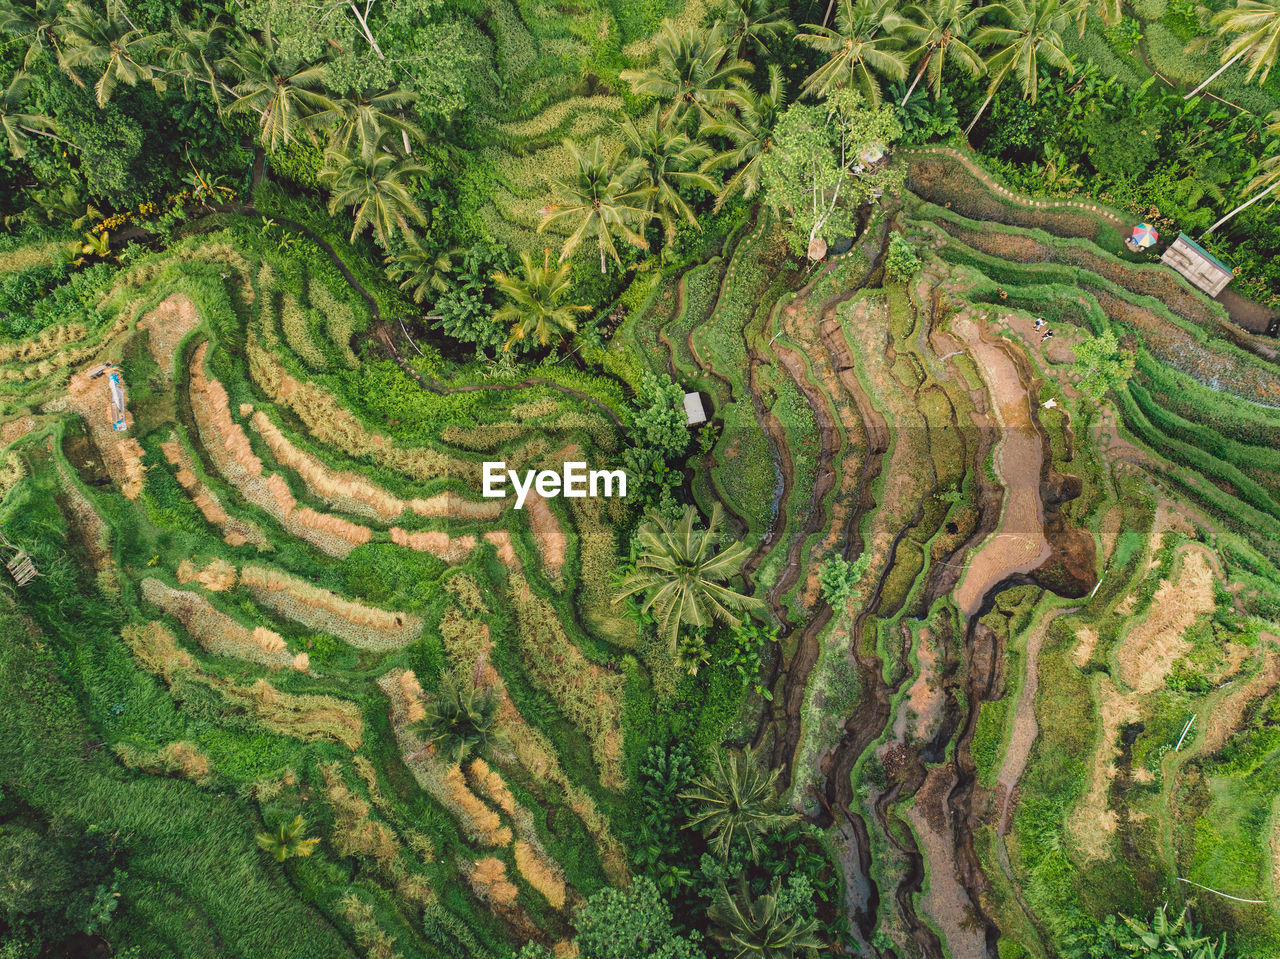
[3,147,1280,959]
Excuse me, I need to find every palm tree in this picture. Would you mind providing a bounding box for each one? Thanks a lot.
[0,73,58,158]
[255,815,319,862]
[539,136,654,273]
[1194,0,1280,97]
[1203,110,1280,236]
[0,0,67,68]
[385,235,458,305]
[410,671,501,763]
[1064,0,1123,34]
[709,877,824,957]
[57,0,162,107]
[965,0,1072,137]
[619,107,717,246]
[895,0,986,105]
[223,32,337,154]
[704,67,787,210]
[327,88,423,156]
[160,13,233,105]
[720,0,794,59]
[320,137,428,246]
[616,503,763,652]
[680,747,795,860]
[492,249,589,351]
[618,20,750,126]
[797,0,908,106]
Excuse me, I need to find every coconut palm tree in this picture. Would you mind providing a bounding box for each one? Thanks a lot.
[327,87,423,156]
[539,136,654,273]
[492,249,590,351]
[618,107,717,246]
[0,73,58,158]
[965,0,1072,137]
[385,235,458,305]
[319,136,428,246]
[1203,109,1280,236]
[223,31,337,154]
[160,13,233,104]
[0,0,67,68]
[719,0,794,59]
[618,19,750,126]
[255,815,320,862]
[681,747,794,860]
[411,671,501,763]
[895,0,986,105]
[709,877,824,957]
[1199,0,1280,94]
[57,0,162,107]
[797,0,908,106]
[616,503,763,652]
[703,66,787,210]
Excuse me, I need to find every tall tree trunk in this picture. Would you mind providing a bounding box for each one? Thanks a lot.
[901,55,931,106]
[251,144,266,189]
[1185,49,1246,100]
[964,91,996,138]
[822,0,837,27]
[1202,178,1280,237]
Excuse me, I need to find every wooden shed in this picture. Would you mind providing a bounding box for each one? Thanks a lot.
[683,392,707,427]
[1161,233,1233,297]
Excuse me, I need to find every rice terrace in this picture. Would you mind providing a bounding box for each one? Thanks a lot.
[5,0,1280,956]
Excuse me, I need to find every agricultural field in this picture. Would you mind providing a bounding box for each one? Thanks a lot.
[4,0,1280,957]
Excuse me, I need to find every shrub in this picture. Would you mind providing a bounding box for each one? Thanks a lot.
[883,232,922,284]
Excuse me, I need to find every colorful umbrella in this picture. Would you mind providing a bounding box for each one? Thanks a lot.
[1131,223,1158,248]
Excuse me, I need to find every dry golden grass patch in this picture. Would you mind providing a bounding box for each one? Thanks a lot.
[140,577,307,671]
[1117,547,1216,693]
[239,564,422,651]
[525,493,566,583]
[468,857,518,906]
[467,758,517,816]
[377,669,515,847]
[1,415,35,445]
[338,894,404,959]
[136,294,200,382]
[444,764,513,847]
[160,435,269,548]
[53,453,117,593]
[63,364,146,499]
[188,342,371,556]
[123,621,361,748]
[0,323,87,364]
[322,763,402,871]
[390,527,476,563]
[514,840,567,911]
[437,604,627,882]
[1073,627,1098,669]
[247,334,472,483]
[115,741,212,783]
[1202,647,1280,754]
[249,409,402,520]
[227,680,363,749]
[177,557,237,591]
[508,573,625,789]
[1070,677,1140,861]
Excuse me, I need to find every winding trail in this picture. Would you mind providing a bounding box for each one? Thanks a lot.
[951,314,1052,618]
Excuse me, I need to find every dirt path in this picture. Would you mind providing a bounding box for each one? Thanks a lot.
[996,604,1078,834]
[908,765,990,959]
[951,315,1052,618]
